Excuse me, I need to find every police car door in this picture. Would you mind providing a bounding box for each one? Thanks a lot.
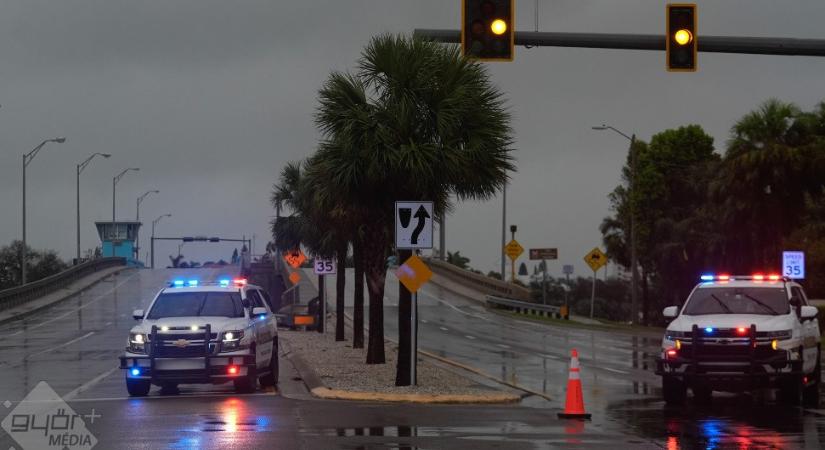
[792,286,818,373]
[247,290,274,368]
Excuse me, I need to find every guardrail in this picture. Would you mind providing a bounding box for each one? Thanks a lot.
[485,295,566,319]
[425,258,532,301]
[0,257,126,312]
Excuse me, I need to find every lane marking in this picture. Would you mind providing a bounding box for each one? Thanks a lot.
[420,319,428,324]
[26,331,95,359]
[439,327,449,332]
[496,344,511,349]
[465,335,476,340]
[64,366,119,401]
[601,367,630,375]
[4,271,139,337]
[539,353,559,360]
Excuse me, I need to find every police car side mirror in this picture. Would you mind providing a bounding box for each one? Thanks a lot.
[663,306,679,319]
[800,306,818,320]
[132,309,144,320]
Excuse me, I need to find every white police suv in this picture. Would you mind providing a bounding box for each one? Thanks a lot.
[656,274,821,406]
[119,278,278,396]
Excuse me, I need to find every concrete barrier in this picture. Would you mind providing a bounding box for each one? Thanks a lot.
[425,258,532,301]
[0,257,126,312]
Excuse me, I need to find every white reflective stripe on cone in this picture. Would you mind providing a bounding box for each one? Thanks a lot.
[570,357,580,370]
[568,370,581,380]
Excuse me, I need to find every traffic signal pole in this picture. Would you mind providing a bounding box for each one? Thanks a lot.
[415,29,825,57]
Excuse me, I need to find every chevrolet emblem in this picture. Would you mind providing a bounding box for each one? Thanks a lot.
[173,339,190,348]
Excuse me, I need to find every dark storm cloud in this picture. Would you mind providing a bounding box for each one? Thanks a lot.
[0,1,823,275]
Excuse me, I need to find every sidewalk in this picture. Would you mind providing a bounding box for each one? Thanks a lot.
[0,266,130,324]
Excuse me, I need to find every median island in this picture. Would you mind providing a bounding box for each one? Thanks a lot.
[281,329,522,404]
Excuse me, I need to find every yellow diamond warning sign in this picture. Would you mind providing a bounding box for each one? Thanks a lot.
[584,247,608,272]
[396,255,433,294]
[504,239,524,261]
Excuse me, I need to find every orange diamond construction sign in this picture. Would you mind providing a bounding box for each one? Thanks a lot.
[284,249,306,269]
[396,255,433,294]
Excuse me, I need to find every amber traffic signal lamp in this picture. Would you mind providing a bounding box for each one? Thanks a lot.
[462,0,515,61]
[667,4,697,71]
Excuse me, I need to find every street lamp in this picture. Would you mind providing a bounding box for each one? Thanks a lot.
[22,137,66,284]
[76,153,111,263]
[135,190,159,263]
[592,124,639,325]
[151,214,171,269]
[112,168,139,257]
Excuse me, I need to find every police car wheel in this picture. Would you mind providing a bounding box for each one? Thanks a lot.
[259,341,279,387]
[126,378,151,397]
[662,376,686,405]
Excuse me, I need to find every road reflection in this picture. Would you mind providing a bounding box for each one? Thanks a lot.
[609,396,824,448]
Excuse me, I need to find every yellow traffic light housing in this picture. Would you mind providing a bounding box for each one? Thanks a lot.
[462,0,515,61]
[666,4,697,72]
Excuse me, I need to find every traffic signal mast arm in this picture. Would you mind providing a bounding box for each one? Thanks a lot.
[417,29,825,57]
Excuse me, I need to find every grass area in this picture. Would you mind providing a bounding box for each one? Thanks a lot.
[494,308,665,337]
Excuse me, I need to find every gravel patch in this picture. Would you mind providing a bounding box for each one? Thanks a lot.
[281,329,503,396]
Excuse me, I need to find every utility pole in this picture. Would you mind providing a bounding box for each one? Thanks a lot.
[501,183,506,279]
[439,217,445,260]
[510,225,517,282]
[136,189,158,264]
[22,137,66,284]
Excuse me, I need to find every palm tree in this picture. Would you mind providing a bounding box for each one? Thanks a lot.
[313,34,514,383]
[714,99,817,270]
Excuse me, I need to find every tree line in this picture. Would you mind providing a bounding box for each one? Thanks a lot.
[601,99,825,324]
[270,34,514,385]
[0,241,68,290]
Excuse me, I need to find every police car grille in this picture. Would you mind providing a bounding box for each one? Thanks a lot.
[154,343,217,357]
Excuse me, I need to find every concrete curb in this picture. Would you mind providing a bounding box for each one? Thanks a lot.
[0,266,129,325]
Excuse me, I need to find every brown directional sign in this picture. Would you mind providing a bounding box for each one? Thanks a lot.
[529,248,558,260]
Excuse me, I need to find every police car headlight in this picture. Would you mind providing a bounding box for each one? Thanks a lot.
[220,330,246,352]
[128,333,147,353]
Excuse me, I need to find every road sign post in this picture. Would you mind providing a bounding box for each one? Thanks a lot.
[395,203,433,387]
[530,248,557,305]
[584,248,608,319]
[396,254,433,386]
[313,258,336,335]
[563,264,574,319]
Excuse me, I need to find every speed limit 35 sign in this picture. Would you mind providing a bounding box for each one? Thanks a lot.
[782,251,805,279]
[314,258,337,275]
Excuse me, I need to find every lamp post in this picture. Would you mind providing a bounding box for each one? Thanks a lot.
[592,124,639,325]
[22,137,66,284]
[76,153,111,263]
[135,190,159,263]
[112,168,139,257]
[150,214,171,269]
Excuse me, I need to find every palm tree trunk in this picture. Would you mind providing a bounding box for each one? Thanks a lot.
[335,244,347,341]
[641,268,649,326]
[364,227,387,365]
[395,249,412,385]
[352,238,365,349]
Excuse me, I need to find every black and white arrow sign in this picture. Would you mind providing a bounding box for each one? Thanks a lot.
[395,201,434,249]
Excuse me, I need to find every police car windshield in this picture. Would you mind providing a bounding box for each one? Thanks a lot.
[683,287,789,315]
[147,292,245,319]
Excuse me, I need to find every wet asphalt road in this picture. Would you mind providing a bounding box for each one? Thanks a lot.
[318,269,825,448]
[0,267,822,448]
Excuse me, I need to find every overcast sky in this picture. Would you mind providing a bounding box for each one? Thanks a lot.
[1,0,824,276]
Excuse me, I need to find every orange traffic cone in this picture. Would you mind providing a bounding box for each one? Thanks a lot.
[558,349,592,419]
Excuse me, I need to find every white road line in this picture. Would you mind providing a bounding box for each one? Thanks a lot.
[601,367,630,375]
[496,344,511,349]
[64,366,119,401]
[465,335,476,340]
[539,353,559,360]
[4,272,138,338]
[439,327,449,332]
[420,319,428,324]
[26,331,95,359]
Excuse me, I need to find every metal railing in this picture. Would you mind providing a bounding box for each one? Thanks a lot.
[486,295,563,319]
[0,257,126,312]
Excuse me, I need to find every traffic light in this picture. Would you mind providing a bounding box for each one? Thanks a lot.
[462,0,514,61]
[666,4,697,72]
